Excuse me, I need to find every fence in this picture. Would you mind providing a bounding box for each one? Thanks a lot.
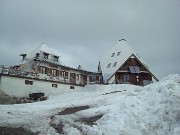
[0,65,38,77]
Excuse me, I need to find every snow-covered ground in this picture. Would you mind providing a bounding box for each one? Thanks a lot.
[0,74,180,135]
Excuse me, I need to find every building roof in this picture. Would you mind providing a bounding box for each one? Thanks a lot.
[19,43,60,65]
[100,39,158,82]
[27,43,60,58]
[18,44,101,74]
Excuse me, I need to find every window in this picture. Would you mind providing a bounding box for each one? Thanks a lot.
[25,80,33,85]
[89,76,92,82]
[52,84,58,88]
[111,53,115,57]
[123,75,130,82]
[70,86,75,89]
[113,62,117,67]
[39,66,46,74]
[76,74,79,81]
[60,71,68,79]
[129,66,141,74]
[70,73,76,79]
[51,69,57,76]
[89,76,99,82]
[117,51,121,56]
[43,67,46,74]
[107,63,111,68]
[59,71,63,77]
[43,53,49,59]
[53,56,59,62]
[92,76,96,82]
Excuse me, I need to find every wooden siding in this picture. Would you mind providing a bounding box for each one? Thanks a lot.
[19,60,102,86]
[115,58,152,86]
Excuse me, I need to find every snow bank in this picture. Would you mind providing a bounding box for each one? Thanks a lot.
[95,74,180,135]
[0,74,179,135]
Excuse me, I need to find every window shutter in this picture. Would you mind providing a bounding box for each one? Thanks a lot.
[56,70,59,76]
[65,72,68,78]
[96,76,99,81]
[45,67,48,74]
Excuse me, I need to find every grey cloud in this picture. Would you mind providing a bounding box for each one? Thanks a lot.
[0,0,180,79]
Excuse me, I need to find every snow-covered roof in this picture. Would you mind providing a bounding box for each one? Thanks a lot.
[18,43,61,65]
[101,39,158,81]
[26,43,60,59]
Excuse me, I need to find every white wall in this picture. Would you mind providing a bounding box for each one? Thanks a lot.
[0,75,83,97]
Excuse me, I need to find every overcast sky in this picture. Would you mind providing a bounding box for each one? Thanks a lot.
[0,0,180,79]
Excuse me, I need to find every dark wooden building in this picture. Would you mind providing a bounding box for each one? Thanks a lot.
[101,39,158,86]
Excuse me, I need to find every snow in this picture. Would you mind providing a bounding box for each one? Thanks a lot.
[0,74,180,135]
[29,43,60,58]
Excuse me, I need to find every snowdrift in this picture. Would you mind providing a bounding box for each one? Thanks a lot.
[0,74,179,135]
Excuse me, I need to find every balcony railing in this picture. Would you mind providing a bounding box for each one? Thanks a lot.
[119,66,148,72]
[0,65,87,86]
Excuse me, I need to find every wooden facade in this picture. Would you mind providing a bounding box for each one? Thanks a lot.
[115,56,153,86]
[35,60,102,85]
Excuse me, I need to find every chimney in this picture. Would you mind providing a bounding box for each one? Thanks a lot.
[119,39,126,41]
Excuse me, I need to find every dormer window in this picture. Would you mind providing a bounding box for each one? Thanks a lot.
[107,63,111,68]
[20,54,27,61]
[78,65,82,70]
[43,53,49,59]
[53,56,59,62]
[111,53,115,57]
[113,62,117,67]
[36,53,40,59]
[117,51,121,56]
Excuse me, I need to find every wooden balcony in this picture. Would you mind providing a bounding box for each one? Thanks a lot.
[118,66,149,73]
